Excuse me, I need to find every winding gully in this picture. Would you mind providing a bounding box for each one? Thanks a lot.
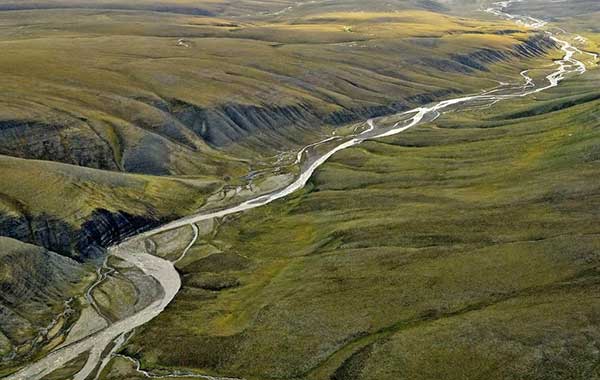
[5,1,596,379]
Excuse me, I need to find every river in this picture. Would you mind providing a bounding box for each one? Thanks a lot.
[4,1,595,379]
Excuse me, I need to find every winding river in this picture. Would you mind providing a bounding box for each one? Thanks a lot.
[5,1,596,379]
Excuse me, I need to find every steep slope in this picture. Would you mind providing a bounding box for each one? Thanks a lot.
[0,237,90,367]
[0,155,223,260]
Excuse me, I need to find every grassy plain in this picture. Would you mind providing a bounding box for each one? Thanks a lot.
[118,68,600,380]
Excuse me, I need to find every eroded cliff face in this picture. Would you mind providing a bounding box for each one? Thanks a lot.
[0,213,73,259]
[0,120,120,171]
[0,237,85,363]
[168,35,556,149]
[0,208,169,370]
[420,34,557,73]
[0,209,166,262]
[75,209,168,260]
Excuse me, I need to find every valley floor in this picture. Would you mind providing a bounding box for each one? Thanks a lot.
[102,65,600,380]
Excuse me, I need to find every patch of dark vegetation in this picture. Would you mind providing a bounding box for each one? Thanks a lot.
[184,273,241,291]
[124,333,243,370]
[582,144,600,163]
[330,227,472,250]
[181,252,251,274]
[331,343,374,380]
[498,92,600,120]
[525,339,600,380]
[177,287,219,304]
[493,29,523,35]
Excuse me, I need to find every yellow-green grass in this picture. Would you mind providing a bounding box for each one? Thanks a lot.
[0,6,547,165]
[0,154,221,228]
[1,2,592,377]
[0,6,558,241]
[0,9,529,105]
[122,69,600,380]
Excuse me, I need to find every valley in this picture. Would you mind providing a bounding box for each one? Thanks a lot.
[0,0,599,379]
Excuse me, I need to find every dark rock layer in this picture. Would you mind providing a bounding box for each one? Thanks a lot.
[76,209,167,260]
[419,34,557,74]
[0,120,119,171]
[0,35,558,174]
[0,209,167,262]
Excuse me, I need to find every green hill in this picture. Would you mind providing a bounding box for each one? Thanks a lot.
[118,71,600,380]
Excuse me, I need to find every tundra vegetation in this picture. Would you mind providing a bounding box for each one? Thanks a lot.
[0,0,599,379]
[111,69,600,380]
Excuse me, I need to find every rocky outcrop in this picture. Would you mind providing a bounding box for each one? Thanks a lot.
[0,209,167,262]
[169,100,322,148]
[511,34,558,57]
[0,237,84,359]
[76,209,168,261]
[164,36,556,150]
[0,212,73,259]
[0,33,559,173]
[169,92,455,150]
[418,34,557,74]
[0,120,119,171]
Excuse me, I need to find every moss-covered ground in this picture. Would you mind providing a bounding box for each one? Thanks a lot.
[119,69,600,380]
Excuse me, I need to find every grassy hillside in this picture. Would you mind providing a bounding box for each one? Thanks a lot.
[0,1,560,258]
[0,6,553,166]
[0,156,221,225]
[1,0,595,376]
[115,69,600,380]
[0,154,224,258]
